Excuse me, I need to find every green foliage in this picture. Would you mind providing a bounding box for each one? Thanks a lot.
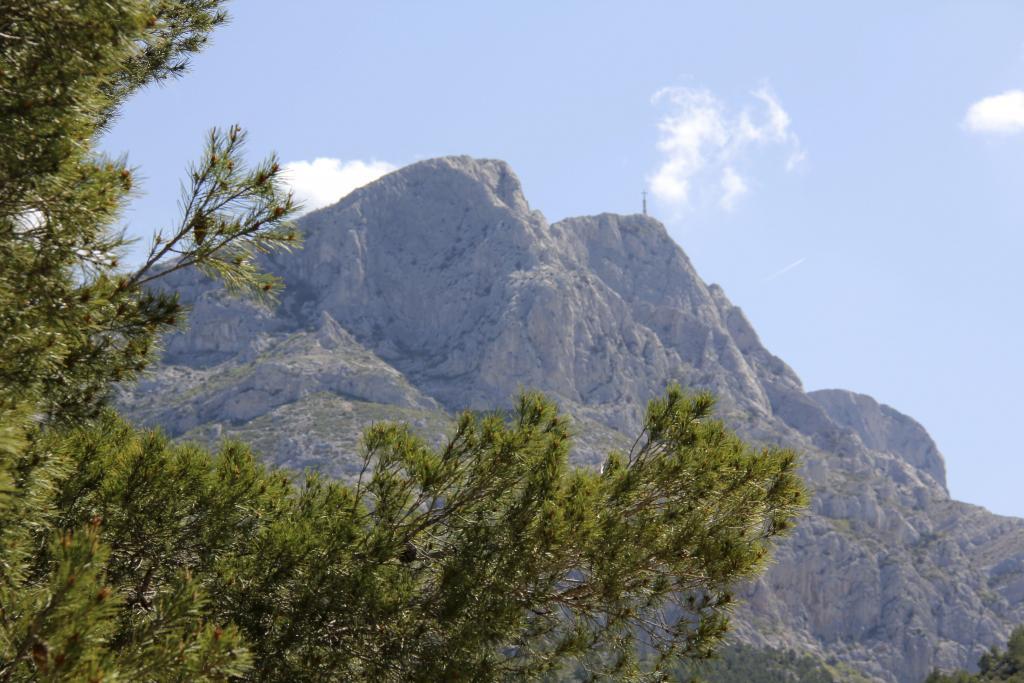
[1,0,294,679]
[925,626,1024,682]
[0,0,298,429]
[99,1,229,125]
[11,393,804,681]
[925,672,982,683]
[653,642,842,683]
[0,1,808,681]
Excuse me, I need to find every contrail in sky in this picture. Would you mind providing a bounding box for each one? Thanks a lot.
[764,257,806,282]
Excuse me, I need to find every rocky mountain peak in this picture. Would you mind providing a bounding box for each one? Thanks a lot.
[120,156,1024,682]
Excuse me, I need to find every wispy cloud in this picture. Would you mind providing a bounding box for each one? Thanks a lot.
[282,158,396,214]
[648,84,803,212]
[719,167,747,210]
[764,257,807,282]
[964,90,1024,134]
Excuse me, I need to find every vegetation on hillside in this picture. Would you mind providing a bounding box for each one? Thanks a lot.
[925,626,1024,682]
[657,642,853,683]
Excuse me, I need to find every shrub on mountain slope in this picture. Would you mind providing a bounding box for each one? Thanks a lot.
[925,626,1024,682]
[662,642,851,683]
[0,1,806,680]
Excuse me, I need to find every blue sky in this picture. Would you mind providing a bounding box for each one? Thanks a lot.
[103,1,1024,516]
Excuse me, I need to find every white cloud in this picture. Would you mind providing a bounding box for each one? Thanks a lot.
[648,88,727,204]
[785,149,807,172]
[964,90,1024,133]
[282,157,396,214]
[648,85,803,212]
[720,167,747,211]
[753,87,792,140]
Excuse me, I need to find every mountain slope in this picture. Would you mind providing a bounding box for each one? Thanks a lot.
[119,156,1024,682]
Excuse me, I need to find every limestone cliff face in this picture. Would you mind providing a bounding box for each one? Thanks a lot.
[120,156,1024,682]
[809,389,947,491]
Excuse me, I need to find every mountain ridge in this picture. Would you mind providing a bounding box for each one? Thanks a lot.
[120,156,1024,682]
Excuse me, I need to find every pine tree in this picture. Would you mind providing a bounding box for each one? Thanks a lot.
[1,2,808,681]
[29,391,805,681]
[1,1,294,679]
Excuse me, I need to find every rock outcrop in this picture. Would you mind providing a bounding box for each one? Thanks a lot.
[809,389,947,491]
[119,156,1024,682]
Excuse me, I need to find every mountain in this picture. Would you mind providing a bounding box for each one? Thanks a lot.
[119,156,1024,682]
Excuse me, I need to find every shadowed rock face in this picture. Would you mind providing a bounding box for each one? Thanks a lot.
[120,156,1024,683]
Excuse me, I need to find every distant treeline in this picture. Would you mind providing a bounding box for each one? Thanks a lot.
[666,643,844,682]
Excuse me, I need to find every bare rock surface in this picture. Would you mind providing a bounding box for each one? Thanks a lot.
[120,156,1024,682]
[809,388,947,491]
